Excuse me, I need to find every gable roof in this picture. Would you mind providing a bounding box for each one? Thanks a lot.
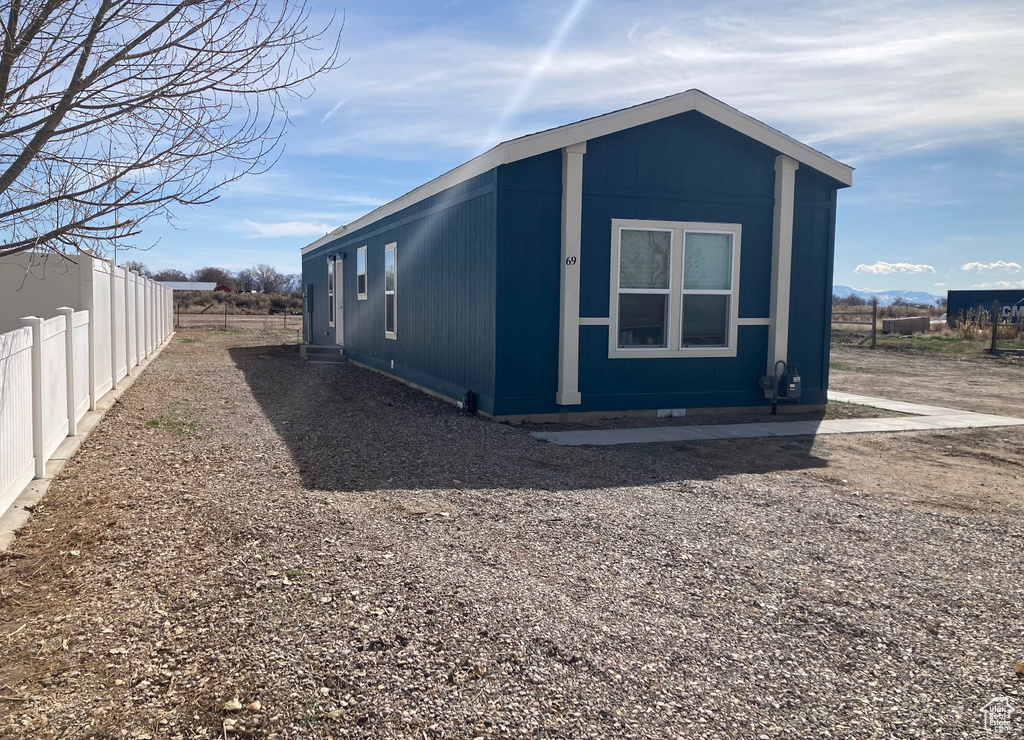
[302,89,853,255]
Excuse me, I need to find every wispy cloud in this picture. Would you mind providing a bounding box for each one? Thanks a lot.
[240,220,336,239]
[320,99,347,124]
[961,260,1021,272]
[856,261,935,275]
[298,1,1024,161]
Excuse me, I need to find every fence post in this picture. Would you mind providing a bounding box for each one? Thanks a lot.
[58,307,77,437]
[21,316,45,479]
[86,294,97,410]
[990,300,1000,355]
[871,298,877,349]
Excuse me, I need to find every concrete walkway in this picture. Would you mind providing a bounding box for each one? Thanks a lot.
[530,391,1024,446]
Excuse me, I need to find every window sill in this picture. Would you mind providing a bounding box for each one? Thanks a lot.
[608,346,737,359]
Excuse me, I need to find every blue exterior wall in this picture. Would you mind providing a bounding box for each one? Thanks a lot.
[303,110,844,417]
[948,290,1024,324]
[302,172,499,413]
[789,169,840,404]
[492,111,842,416]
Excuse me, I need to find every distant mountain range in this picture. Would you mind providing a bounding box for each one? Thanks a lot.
[832,285,944,307]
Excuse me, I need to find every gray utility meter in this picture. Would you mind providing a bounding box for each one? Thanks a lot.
[778,364,801,400]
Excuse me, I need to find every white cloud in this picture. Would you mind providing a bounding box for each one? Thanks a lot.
[933,282,946,287]
[295,1,1024,161]
[239,220,337,239]
[961,260,1022,272]
[855,261,935,275]
[970,280,1024,289]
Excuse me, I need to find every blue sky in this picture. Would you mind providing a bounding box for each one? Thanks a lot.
[133,0,1024,295]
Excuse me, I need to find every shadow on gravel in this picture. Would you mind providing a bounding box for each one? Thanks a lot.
[230,343,829,492]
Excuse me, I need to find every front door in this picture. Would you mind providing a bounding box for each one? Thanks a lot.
[335,260,345,347]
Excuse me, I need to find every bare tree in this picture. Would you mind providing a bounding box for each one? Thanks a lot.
[122,259,149,276]
[252,263,284,293]
[193,266,234,288]
[151,268,188,282]
[0,0,342,259]
[235,268,257,292]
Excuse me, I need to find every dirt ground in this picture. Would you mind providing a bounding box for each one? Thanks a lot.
[818,345,1024,518]
[0,330,1022,739]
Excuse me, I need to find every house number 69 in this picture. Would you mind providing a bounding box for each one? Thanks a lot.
[565,256,577,266]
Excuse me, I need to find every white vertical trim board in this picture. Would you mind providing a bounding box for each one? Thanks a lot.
[766,154,799,391]
[556,141,586,406]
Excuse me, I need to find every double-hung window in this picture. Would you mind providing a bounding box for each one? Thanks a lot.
[609,219,740,358]
[357,246,367,299]
[384,243,397,339]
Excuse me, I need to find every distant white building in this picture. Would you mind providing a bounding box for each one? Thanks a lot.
[158,281,217,291]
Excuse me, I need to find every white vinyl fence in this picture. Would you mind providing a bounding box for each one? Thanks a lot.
[0,256,172,519]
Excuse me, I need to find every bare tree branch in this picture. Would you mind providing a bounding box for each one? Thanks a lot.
[0,0,343,259]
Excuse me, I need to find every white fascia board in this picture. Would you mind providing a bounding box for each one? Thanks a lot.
[301,89,853,256]
[691,95,853,187]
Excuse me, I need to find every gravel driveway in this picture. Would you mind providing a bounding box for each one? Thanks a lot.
[1,329,1021,739]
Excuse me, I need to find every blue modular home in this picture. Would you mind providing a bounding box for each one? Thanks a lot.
[300,90,853,421]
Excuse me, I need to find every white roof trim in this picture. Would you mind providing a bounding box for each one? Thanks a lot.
[302,89,853,255]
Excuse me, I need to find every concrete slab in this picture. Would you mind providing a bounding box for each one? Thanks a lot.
[532,391,1024,447]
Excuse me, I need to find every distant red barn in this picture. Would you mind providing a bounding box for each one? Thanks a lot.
[214,284,232,293]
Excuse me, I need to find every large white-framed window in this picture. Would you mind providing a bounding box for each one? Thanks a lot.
[327,256,336,327]
[609,219,740,359]
[384,242,397,339]
[357,246,367,300]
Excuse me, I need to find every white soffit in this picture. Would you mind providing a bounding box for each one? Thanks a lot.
[302,89,853,255]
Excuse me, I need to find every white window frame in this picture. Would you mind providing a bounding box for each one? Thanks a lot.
[327,255,335,327]
[356,246,367,300]
[608,219,741,359]
[384,242,397,340]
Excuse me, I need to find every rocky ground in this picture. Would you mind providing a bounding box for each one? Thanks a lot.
[1,329,1021,739]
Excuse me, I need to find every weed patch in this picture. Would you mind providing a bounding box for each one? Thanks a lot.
[145,415,195,436]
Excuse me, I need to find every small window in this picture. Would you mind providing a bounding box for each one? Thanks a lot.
[357,246,367,299]
[327,256,335,327]
[384,243,396,339]
[609,219,740,358]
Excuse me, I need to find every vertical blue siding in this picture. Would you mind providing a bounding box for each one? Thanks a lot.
[302,254,332,345]
[789,168,840,404]
[302,173,499,413]
[304,110,844,418]
[494,111,796,416]
[948,290,1024,323]
[494,151,563,416]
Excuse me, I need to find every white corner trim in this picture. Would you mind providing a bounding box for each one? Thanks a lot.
[766,155,799,390]
[737,317,771,326]
[556,142,586,407]
[301,90,853,255]
[579,317,611,326]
